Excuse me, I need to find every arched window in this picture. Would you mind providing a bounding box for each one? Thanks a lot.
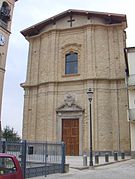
[65,52,78,74]
[0,1,10,23]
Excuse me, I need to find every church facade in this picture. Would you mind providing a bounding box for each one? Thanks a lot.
[21,9,130,155]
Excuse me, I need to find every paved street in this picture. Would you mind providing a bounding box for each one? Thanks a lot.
[32,159,135,179]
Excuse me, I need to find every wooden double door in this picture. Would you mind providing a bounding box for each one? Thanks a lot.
[62,119,79,156]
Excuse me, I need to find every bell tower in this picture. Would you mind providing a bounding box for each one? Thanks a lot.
[0,0,18,137]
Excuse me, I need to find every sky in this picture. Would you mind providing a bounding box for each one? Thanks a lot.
[1,0,135,136]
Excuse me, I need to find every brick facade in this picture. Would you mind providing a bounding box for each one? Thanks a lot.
[21,10,130,154]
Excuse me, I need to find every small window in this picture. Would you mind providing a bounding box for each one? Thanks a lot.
[65,52,78,74]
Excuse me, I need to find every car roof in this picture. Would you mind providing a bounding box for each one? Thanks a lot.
[0,153,16,158]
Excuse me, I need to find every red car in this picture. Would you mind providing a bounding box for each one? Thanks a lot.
[0,153,24,179]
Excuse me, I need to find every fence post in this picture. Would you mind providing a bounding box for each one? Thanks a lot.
[95,154,99,164]
[2,140,6,153]
[114,152,118,161]
[44,142,48,177]
[105,153,109,162]
[21,140,27,179]
[121,152,125,160]
[83,155,87,166]
[61,142,65,173]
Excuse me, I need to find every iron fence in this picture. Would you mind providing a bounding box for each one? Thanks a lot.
[0,140,65,178]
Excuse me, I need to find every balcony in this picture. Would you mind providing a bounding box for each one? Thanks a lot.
[129,108,135,122]
[127,74,135,88]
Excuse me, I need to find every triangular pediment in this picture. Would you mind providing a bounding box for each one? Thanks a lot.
[21,9,126,37]
[56,103,84,112]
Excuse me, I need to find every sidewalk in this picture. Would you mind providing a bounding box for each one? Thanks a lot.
[30,155,131,179]
[66,155,131,169]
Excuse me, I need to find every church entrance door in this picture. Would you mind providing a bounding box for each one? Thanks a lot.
[62,119,79,156]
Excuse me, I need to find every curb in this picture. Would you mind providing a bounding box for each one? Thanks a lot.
[94,158,130,167]
[69,159,131,170]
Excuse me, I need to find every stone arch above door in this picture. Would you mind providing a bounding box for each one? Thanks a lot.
[56,93,84,155]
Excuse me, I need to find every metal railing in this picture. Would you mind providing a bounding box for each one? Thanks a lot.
[0,140,65,178]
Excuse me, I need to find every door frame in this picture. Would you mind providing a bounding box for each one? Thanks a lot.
[56,114,83,155]
[56,96,84,156]
[62,118,79,156]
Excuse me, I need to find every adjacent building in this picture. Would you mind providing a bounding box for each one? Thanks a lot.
[0,0,18,136]
[21,9,130,155]
[125,47,135,158]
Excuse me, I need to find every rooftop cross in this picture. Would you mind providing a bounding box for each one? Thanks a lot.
[67,14,75,27]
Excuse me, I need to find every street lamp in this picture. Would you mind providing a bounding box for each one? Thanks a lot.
[87,88,93,166]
